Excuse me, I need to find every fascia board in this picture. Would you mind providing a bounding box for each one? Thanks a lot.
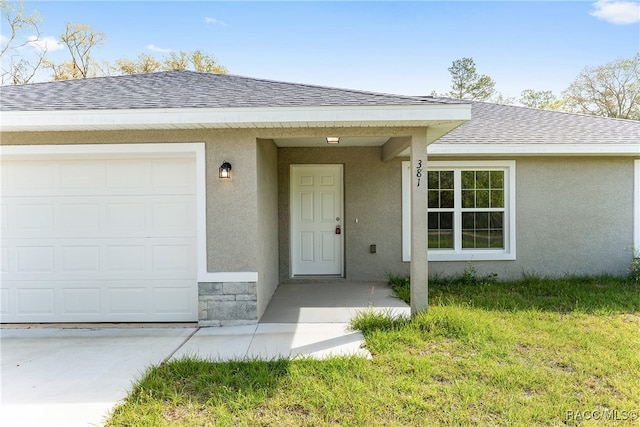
[428,143,640,156]
[0,104,471,131]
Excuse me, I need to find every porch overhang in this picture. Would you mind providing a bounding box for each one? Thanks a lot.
[0,104,471,133]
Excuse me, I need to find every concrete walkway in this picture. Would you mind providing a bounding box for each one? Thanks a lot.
[0,282,409,427]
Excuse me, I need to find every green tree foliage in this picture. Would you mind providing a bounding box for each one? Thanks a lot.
[116,50,228,75]
[562,53,640,120]
[447,57,496,101]
[519,89,560,110]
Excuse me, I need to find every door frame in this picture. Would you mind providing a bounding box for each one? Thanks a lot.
[289,164,345,277]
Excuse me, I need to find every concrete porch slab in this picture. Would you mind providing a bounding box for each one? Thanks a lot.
[260,281,410,323]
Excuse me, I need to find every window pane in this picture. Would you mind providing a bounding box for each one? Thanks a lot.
[440,212,453,229]
[462,190,475,208]
[462,232,475,249]
[441,190,454,208]
[461,171,475,189]
[462,211,503,249]
[490,171,503,189]
[428,190,440,208]
[490,190,504,208]
[462,212,474,229]
[476,171,489,189]
[476,190,490,208]
[428,171,439,189]
[475,212,489,229]
[428,212,439,230]
[441,171,454,189]
[490,212,503,229]
[428,212,454,249]
[489,229,504,248]
[439,230,454,249]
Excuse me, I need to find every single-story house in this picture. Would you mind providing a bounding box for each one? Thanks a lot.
[1,70,638,325]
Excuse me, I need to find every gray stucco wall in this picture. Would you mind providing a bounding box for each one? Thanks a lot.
[428,156,637,280]
[256,139,280,317]
[278,146,408,281]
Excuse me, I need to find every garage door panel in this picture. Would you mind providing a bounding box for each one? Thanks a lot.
[108,287,147,314]
[1,246,9,273]
[2,279,197,321]
[17,246,55,272]
[62,288,101,314]
[62,246,100,272]
[1,155,198,323]
[152,159,195,190]
[4,237,194,279]
[154,286,192,314]
[17,288,55,315]
[59,160,102,189]
[1,288,9,314]
[14,162,55,191]
[3,196,195,239]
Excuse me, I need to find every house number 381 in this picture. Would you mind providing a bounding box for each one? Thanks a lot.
[416,160,423,187]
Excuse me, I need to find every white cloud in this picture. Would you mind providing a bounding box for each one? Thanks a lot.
[205,17,227,26]
[147,44,172,53]
[27,35,64,52]
[590,0,640,25]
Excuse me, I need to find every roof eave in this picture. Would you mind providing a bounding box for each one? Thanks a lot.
[428,143,640,156]
[0,104,471,132]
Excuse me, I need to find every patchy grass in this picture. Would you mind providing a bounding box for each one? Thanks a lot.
[107,276,640,426]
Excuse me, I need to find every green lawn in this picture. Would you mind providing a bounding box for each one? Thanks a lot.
[107,275,640,426]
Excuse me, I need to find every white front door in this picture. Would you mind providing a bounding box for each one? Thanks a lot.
[290,164,344,276]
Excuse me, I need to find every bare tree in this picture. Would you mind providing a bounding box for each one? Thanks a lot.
[562,54,640,120]
[47,22,105,80]
[0,0,48,84]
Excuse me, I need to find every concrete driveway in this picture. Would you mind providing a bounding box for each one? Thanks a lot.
[0,323,370,427]
[0,283,408,426]
[1,327,196,427]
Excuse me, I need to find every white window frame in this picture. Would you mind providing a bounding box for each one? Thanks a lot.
[402,160,516,261]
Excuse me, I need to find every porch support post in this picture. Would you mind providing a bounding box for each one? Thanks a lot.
[410,130,428,314]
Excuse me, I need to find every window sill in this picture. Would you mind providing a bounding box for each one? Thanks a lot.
[427,251,516,262]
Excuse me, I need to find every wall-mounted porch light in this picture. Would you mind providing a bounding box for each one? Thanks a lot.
[326,137,340,144]
[219,161,232,179]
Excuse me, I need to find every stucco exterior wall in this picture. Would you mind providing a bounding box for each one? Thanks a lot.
[428,156,637,280]
[256,139,279,317]
[278,146,409,282]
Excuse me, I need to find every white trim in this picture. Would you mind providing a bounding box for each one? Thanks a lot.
[402,160,516,262]
[428,143,640,156]
[634,159,640,251]
[0,104,471,132]
[0,143,257,283]
[199,272,259,282]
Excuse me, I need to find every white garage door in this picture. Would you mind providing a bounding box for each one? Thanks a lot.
[0,154,198,323]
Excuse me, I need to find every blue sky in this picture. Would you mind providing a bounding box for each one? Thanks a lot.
[7,1,640,98]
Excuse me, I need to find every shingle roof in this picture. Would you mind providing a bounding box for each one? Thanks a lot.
[433,98,640,145]
[0,70,458,111]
